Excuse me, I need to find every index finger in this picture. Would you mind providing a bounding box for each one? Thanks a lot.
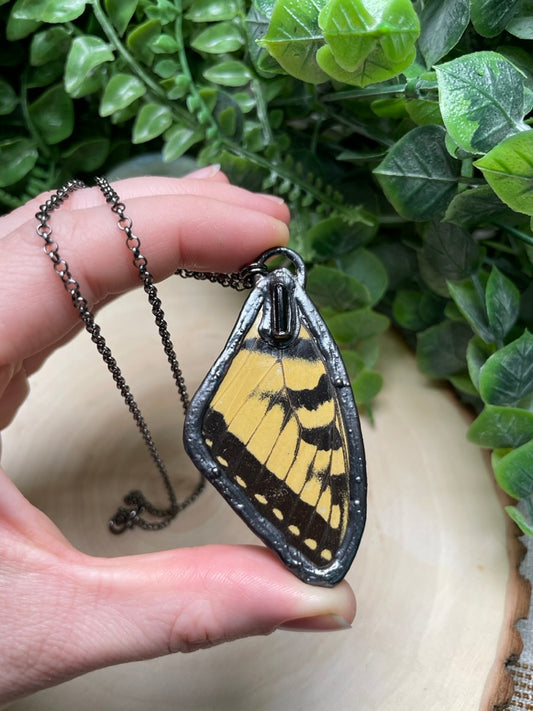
[0,175,290,367]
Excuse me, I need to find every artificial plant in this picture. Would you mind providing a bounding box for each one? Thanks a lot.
[1,0,532,532]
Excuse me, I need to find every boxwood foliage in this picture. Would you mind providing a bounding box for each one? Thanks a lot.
[1,0,533,531]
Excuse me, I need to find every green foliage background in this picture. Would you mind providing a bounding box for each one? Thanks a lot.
[1,0,533,531]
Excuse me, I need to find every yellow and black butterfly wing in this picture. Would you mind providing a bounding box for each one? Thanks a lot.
[184,260,366,586]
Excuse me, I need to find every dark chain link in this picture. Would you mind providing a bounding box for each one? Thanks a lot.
[35,177,258,533]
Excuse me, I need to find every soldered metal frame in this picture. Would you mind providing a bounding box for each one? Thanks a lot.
[184,248,367,586]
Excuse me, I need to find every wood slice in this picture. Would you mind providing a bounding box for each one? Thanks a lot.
[2,277,527,711]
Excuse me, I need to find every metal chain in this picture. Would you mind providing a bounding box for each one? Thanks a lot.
[35,177,259,533]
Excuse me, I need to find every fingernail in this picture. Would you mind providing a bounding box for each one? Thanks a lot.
[259,193,285,204]
[185,164,221,179]
[279,614,352,632]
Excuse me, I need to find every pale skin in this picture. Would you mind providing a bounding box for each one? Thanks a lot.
[0,166,356,705]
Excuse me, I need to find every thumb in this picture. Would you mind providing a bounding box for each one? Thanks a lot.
[0,469,355,703]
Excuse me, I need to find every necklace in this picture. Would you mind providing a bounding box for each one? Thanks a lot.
[35,178,366,586]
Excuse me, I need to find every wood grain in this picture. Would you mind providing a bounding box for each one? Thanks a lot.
[1,277,527,711]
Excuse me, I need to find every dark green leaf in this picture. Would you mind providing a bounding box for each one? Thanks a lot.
[0,137,38,187]
[6,0,40,41]
[307,264,369,311]
[479,330,533,405]
[105,0,138,36]
[444,185,511,227]
[132,103,173,143]
[373,125,461,221]
[327,308,390,344]
[393,289,445,331]
[470,0,521,38]
[30,26,71,66]
[418,0,470,68]
[494,439,533,498]
[203,60,253,87]
[435,52,529,154]
[29,84,74,145]
[338,248,388,306]
[62,138,110,172]
[64,36,114,97]
[307,216,376,260]
[185,0,240,22]
[417,320,472,378]
[192,21,244,54]
[468,405,533,448]
[474,131,533,216]
[11,0,87,22]
[485,266,520,342]
[100,74,146,116]
[0,79,17,115]
[447,277,493,342]
[466,336,494,391]
[421,221,480,283]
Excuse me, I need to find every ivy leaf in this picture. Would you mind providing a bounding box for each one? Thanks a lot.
[0,137,38,187]
[307,265,369,311]
[374,125,460,221]
[417,0,470,68]
[29,84,74,144]
[259,0,329,84]
[435,52,530,154]
[417,320,472,378]
[132,103,173,143]
[485,265,520,342]
[479,330,533,405]
[474,130,533,216]
[99,74,146,116]
[493,439,533,498]
[192,21,244,54]
[64,36,114,97]
[470,0,521,38]
[468,405,533,448]
[11,0,87,22]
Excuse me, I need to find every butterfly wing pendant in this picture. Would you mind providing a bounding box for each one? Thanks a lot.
[184,248,366,586]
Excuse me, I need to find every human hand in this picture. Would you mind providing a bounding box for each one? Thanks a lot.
[0,167,356,705]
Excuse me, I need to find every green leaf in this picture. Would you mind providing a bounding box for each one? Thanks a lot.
[0,137,38,187]
[485,266,520,342]
[0,78,18,115]
[6,0,40,41]
[435,52,529,154]
[417,320,472,378]
[185,0,240,22]
[203,60,253,87]
[494,439,533,498]
[418,0,470,68]
[337,248,388,306]
[192,21,244,54]
[29,84,74,144]
[259,0,329,84]
[474,131,533,216]
[327,308,390,344]
[245,2,284,77]
[162,125,203,161]
[351,369,383,405]
[444,184,511,227]
[307,216,376,260]
[505,506,533,536]
[105,0,138,36]
[393,289,445,331]
[30,26,71,66]
[127,19,161,63]
[479,330,533,405]
[447,277,493,342]
[373,125,461,221]
[506,2,533,40]
[470,0,521,38]
[99,74,146,117]
[420,220,480,283]
[466,335,494,392]
[132,103,173,144]
[307,265,369,311]
[11,0,87,22]
[64,36,114,97]
[468,405,533,448]
[62,138,110,172]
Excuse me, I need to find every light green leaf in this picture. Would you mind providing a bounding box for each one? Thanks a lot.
[374,125,461,220]
[100,74,146,116]
[64,36,114,97]
[163,126,203,161]
[474,130,533,216]
[132,103,173,143]
[0,137,38,187]
[470,0,521,38]
[203,60,253,86]
[479,330,533,405]
[317,40,416,87]
[185,0,240,22]
[259,0,329,83]
[105,0,138,36]
[505,506,533,536]
[418,0,470,68]
[327,308,390,344]
[351,370,383,405]
[468,405,533,448]
[494,439,533,498]
[485,266,520,342]
[6,0,40,40]
[11,0,87,22]
[192,21,244,54]
[29,84,74,144]
[435,51,529,154]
